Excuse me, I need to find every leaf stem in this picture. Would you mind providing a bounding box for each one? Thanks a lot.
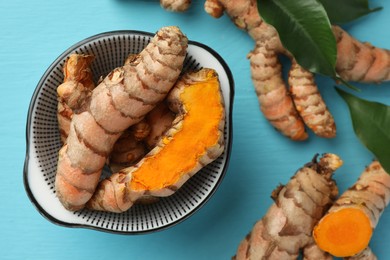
[334,76,361,92]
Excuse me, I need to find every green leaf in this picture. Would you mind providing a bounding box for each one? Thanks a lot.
[319,0,382,25]
[336,88,390,174]
[257,0,337,77]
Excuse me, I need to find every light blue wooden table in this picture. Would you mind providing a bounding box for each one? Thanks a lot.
[2,0,390,259]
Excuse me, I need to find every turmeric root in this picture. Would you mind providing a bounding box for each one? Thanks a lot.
[110,53,173,171]
[234,153,342,259]
[55,26,188,211]
[205,0,334,140]
[108,53,151,172]
[162,0,390,140]
[313,161,390,258]
[345,247,377,260]
[160,0,191,12]
[109,102,175,173]
[109,102,175,172]
[249,45,308,140]
[333,26,390,83]
[212,0,390,138]
[288,61,336,138]
[108,124,149,173]
[57,54,95,143]
[131,119,151,141]
[144,101,175,149]
[87,68,225,213]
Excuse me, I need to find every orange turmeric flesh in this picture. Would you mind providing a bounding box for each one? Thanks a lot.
[313,208,373,257]
[130,71,224,191]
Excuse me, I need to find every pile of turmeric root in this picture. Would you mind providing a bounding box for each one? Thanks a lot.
[160,0,390,141]
[55,26,226,213]
[52,3,390,258]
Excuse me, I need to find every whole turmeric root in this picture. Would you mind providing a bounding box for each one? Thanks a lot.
[87,68,225,213]
[109,54,175,172]
[161,0,390,140]
[55,26,188,211]
[57,54,95,143]
[108,53,151,172]
[313,161,390,258]
[234,153,342,259]
[333,26,390,83]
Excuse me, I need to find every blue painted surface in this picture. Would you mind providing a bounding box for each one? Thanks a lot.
[1,0,390,259]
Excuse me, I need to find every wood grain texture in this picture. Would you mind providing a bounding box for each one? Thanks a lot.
[2,0,390,259]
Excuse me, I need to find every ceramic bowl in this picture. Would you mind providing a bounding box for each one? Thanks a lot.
[23,30,234,234]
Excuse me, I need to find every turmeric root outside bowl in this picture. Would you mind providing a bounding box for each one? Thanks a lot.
[23,30,234,234]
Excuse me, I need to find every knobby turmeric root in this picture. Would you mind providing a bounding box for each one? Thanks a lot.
[333,26,390,83]
[109,55,175,192]
[144,101,176,149]
[160,0,191,12]
[234,153,343,259]
[55,26,188,211]
[108,54,151,172]
[288,61,336,138]
[109,101,175,172]
[313,161,390,258]
[108,120,150,173]
[345,247,377,260]
[161,0,390,140]
[109,102,176,172]
[249,46,309,140]
[87,68,225,213]
[57,54,95,143]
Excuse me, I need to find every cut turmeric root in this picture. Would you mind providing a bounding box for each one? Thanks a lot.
[87,68,225,213]
[313,161,390,258]
[55,26,188,211]
[234,153,342,259]
[57,54,95,143]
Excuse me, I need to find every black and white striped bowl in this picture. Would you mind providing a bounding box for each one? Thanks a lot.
[23,30,234,234]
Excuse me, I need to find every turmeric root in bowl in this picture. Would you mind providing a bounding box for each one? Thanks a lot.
[23,29,234,234]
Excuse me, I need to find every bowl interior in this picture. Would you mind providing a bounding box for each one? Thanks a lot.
[24,30,233,234]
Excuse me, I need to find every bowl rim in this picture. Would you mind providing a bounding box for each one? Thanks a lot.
[23,29,235,235]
